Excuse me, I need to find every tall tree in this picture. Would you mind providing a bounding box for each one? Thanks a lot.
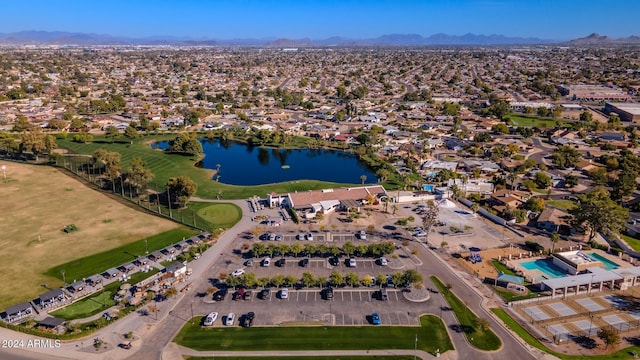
[166,175,198,208]
[126,157,154,196]
[570,188,628,242]
[123,125,139,144]
[421,200,440,243]
[552,145,581,169]
[20,130,56,161]
[597,326,620,349]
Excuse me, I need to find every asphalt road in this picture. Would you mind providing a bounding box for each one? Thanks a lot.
[416,244,538,360]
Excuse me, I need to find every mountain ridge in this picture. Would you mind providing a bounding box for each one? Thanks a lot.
[0,30,638,46]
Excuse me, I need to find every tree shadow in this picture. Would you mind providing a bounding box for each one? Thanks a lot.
[572,335,597,349]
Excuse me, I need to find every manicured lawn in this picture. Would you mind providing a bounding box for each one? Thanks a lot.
[174,315,453,355]
[51,289,115,320]
[51,268,159,320]
[491,308,640,360]
[44,227,196,282]
[506,114,568,128]
[546,200,576,211]
[621,233,640,252]
[189,202,243,230]
[57,136,357,199]
[491,260,518,276]
[430,276,501,351]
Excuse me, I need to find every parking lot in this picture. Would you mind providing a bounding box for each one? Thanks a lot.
[194,287,423,327]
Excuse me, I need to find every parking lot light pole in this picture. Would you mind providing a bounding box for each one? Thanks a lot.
[414,333,417,360]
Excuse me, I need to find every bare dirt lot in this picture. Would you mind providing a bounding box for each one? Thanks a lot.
[0,161,178,309]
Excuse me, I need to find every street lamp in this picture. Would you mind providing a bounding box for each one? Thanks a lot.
[1,165,6,180]
[414,333,417,360]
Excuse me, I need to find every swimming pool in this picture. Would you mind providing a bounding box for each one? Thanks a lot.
[521,259,567,278]
[588,252,620,270]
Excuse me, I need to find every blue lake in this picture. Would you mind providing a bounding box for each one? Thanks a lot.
[153,139,378,186]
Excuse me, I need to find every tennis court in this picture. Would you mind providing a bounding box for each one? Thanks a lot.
[547,302,576,317]
[547,324,571,337]
[523,306,551,321]
[575,298,604,312]
[602,314,629,330]
[572,319,598,336]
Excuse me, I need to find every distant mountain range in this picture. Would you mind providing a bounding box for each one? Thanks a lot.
[0,31,638,46]
[563,33,640,45]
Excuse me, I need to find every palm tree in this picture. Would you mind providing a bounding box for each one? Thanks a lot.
[550,232,560,254]
[360,175,367,184]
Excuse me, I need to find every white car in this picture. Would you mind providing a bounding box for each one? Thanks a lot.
[203,312,218,326]
[297,233,306,240]
[225,312,235,326]
[306,233,313,241]
[230,268,245,277]
[357,230,366,240]
[349,258,357,267]
[262,257,271,267]
[413,231,427,237]
[280,288,289,299]
[378,257,388,266]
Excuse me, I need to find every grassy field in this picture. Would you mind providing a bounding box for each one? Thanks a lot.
[57,136,357,199]
[620,233,640,252]
[491,308,640,360]
[430,276,501,351]
[546,200,576,211]
[506,114,570,128]
[44,227,195,282]
[174,315,453,354]
[0,160,179,310]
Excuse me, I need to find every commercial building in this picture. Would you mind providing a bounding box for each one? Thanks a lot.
[559,85,630,102]
[604,102,640,122]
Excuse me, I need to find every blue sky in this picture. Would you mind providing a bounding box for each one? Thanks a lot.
[1,0,638,40]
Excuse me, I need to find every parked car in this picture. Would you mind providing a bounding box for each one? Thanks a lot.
[224,312,235,326]
[385,275,395,288]
[306,233,313,241]
[260,288,271,300]
[413,231,427,237]
[297,233,306,240]
[203,312,218,326]
[259,233,270,240]
[324,287,334,300]
[230,268,245,277]
[379,288,389,301]
[371,312,381,325]
[348,258,357,267]
[233,288,246,301]
[275,234,283,241]
[276,258,286,267]
[269,233,276,241]
[244,259,254,267]
[262,257,271,267]
[357,230,366,240]
[279,288,289,299]
[299,258,309,267]
[377,257,388,266]
[213,288,228,301]
[243,290,252,300]
[243,311,255,327]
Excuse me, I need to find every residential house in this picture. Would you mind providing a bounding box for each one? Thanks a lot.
[38,289,66,309]
[3,302,34,323]
[486,189,529,213]
[537,208,571,234]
